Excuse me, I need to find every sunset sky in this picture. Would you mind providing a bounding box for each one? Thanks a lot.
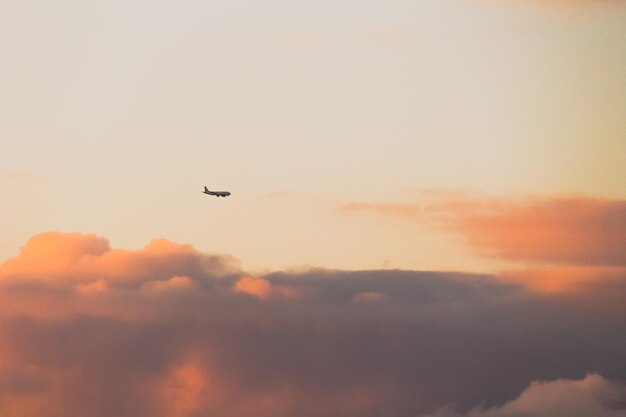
[1,1,625,416]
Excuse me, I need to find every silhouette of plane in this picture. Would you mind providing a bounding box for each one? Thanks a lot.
[203,186,231,197]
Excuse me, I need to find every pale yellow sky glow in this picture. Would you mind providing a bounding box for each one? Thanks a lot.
[1,0,625,271]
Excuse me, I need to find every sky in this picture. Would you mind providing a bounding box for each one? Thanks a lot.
[0,1,625,416]
[2,0,625,271]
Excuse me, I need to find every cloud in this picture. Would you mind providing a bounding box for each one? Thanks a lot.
[456,197,626,267]
[0,232,625,417]
[498,265,626,294]
[423,374,626,417]
[0,231,239,285]
[140,276,196,294]
[234,276,301,299]
[342,193,626,267]
[350,291,388,303]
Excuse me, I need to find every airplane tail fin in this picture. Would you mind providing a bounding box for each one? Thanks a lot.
[204,186,209,192]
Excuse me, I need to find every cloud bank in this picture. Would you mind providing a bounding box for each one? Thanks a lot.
[0,232,625,417]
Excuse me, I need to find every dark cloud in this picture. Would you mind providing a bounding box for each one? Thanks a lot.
[0,366,48,397]
[0,232,625,416]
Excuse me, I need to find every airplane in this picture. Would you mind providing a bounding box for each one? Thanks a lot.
[203,186,231,197]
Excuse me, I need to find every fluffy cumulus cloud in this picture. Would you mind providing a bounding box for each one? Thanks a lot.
[0,232,625,417]
[0,231,239,283]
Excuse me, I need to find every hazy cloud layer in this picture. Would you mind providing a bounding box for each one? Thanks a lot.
[343,193,626,267]
[0,232,625,417]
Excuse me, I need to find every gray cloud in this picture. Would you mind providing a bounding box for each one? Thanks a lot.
[0,232,625,417]
[423,374,626,417]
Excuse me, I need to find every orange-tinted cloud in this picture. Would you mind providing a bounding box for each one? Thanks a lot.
[0,232,239,320]
[350,291,388,303]
[234,276,273,298]
[234,276,302,299]
[0,231,239,285]
[457,197,626,267]
[498,265,626,295]
[343,193,626,267]
[0,232,625,417]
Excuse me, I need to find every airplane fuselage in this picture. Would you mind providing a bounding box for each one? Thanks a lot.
[203,187,231,197]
